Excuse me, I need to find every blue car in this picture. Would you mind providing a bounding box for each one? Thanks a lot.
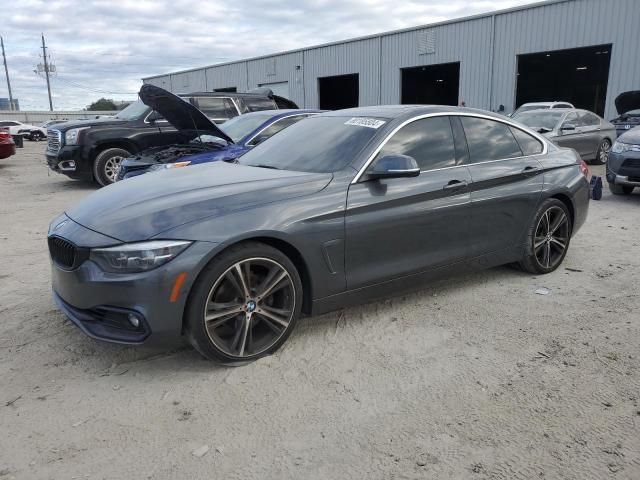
[117,106,322,180]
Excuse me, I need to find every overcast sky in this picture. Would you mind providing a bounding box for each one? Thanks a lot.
[1,0,537,111]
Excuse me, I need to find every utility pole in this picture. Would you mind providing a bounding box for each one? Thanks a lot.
[1,36,14,111]
[41,33,53,111]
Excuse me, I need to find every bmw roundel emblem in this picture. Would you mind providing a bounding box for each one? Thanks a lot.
[625,125,632,130]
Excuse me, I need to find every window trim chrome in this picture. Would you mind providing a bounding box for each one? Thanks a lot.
[352,111,549,184]
[245,113,319,146]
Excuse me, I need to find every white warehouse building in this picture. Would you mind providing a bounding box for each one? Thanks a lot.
[142,0,640,120]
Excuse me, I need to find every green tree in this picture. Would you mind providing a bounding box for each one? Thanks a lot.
[86,98,118,111]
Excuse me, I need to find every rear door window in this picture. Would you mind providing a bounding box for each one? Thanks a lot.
[460,117,523,163]
[375,116,456,171]
[243,97,277,112]
[194,97,238,121]
[510,127,544,155]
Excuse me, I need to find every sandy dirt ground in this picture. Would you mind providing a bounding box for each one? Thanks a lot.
[1,142,639,480]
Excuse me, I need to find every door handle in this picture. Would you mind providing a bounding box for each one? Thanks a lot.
[522,166,540,176]
[443,180,468,191]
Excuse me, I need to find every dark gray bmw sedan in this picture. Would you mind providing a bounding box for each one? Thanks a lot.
[48,106,589,363]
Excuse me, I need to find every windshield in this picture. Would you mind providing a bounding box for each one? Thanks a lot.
[238,116,382,173]
[115,99,150,121]
[513,111,565,131]
[219,112,274,142]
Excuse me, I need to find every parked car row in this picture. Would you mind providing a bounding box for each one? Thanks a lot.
[0,120,47,141]
[511,90,640,195]
[512,108,615,165]
[44,87,299,186]
[47,94,592,363]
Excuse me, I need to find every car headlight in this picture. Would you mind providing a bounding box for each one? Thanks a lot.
[612,141,640,154]
[148,161,192,172]
[89,240,192,273]
[65,127,90,145]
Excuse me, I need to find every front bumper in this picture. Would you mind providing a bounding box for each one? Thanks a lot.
[46,146,93,181]
[48,216,218,346]
[606,150,640,186]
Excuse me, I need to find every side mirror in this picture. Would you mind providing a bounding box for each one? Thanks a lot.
[560,123,576,132]
[366,154,420,180]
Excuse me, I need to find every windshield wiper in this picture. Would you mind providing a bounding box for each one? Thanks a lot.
[252,164,280,170]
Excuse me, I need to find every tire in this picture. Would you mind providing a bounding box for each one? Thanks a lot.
[518,198,572,274]
[184,241,303,364]
[608,182,634,195]
[591,138,611,165]
[29,131,44,141]
[93,148,131,186]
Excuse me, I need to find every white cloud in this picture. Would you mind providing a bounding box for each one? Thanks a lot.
[0,0,535,110]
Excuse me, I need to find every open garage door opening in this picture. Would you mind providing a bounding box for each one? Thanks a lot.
[319,74,359,110]
[516,45,612,116]
[401,62,460,106]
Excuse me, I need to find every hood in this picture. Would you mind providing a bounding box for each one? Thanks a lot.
[247,87,299,109]
[617,126,640,145]
[615,91,640,115]
[66,162,332,242]
[51,117,128,132]
[139,84,233,144]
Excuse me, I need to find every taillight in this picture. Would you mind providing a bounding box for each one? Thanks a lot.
[579,159,589,178]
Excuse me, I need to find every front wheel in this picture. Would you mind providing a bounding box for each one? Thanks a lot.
[592,138,611,165]
[609,182,634,195]
[518,199,572,274]
[185,242,303,364]
[93,148,131,186]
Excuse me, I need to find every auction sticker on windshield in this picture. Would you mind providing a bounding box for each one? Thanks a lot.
[344,118,386,129]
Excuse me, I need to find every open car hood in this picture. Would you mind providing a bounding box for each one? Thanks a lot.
[615,91,640,115]
[247,87,298,109]
[138,84,234,144]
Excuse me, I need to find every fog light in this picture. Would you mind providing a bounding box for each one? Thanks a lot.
[128,314,140,328]
[59,160,76,171]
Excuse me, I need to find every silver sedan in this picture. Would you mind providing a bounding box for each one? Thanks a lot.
[513,108,616,165]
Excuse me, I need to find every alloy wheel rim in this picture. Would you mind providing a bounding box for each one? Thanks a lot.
[600,140,611,163]
[104,156,124,182]
[203,257,295,358]
[534,206,569,269]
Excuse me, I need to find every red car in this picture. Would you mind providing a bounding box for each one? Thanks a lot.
[0,129,16,159]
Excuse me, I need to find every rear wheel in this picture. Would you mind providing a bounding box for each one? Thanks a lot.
[93,148,131,186]
[592,138,611,165]
[609,182,634,195]
[185,242,303,364]
[29,131,45,141]
[518,199,572,274]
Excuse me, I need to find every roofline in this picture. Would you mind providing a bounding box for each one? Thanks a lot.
[142,0,574,80]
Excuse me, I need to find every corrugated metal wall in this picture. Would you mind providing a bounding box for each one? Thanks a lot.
[247,52,305,107]
[303,37,381,107]
[380,17,494,106]
[143,0,639,119]
[491,0,640,118]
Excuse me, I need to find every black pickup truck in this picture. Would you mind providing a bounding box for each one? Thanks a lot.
[45,89,298,185]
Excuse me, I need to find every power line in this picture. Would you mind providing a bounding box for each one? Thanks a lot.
[52,76,138,95]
